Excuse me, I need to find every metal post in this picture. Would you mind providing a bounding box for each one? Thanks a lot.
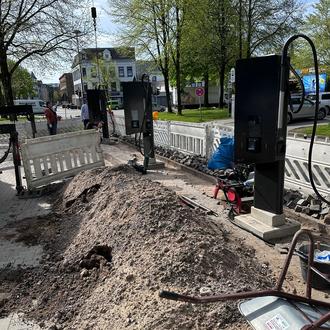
[91,7,101,87]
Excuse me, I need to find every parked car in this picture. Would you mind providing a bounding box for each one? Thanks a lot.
[307,92,330,114]
[107,98,122,110]
[287,96,327,124]
[152,103,166,112]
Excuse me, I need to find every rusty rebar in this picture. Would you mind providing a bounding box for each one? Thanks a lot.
[276,229,314,299]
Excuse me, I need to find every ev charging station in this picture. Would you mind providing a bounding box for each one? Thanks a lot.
[122,80,163,172]
[233,55,300,240]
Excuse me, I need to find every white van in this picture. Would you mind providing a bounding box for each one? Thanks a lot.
[13,99,45,114]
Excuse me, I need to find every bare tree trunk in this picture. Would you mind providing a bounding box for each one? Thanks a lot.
[246,0,253,58]
[238,0,243,59]
[163,72,172,112]
[219,64,226,107]
[175,5,182,115]
[0,50,14,106]
[203,71,209,107]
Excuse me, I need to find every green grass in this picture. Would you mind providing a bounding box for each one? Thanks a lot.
[0,115,44,122]
[292,123,330,137]
[157,108,229,123]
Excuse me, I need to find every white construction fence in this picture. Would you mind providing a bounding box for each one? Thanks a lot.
[21,130,104,190]
[112,112,330,195]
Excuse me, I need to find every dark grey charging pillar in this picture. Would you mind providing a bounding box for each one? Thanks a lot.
[254,161,285,214]
[122,81,157,168]
[234,55,300,239]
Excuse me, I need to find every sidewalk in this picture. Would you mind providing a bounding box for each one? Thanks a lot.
[0,159,51,226]
[0,159,50,329]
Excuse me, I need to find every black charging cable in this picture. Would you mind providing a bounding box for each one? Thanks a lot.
[288,64,305,114]
[282,34,330,205]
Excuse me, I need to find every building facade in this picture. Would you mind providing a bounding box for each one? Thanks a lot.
[71,47,136,105]
[59,73,74,105]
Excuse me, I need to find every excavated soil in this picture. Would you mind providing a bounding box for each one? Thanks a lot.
[0,166,275,329]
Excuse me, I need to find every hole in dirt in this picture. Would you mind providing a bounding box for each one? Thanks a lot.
[65,184,101,208]
[79,245,112,270]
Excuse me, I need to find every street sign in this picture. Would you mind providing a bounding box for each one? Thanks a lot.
[230,68,235,83]
[195,87,204,97]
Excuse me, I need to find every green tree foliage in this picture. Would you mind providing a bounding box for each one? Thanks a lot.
[108,0,174,112]
[0,61,35,102]
[9,61,35,99]
[306,0,330,66]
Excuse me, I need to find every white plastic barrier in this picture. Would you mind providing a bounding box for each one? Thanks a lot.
[21,130,104,190]
[170,121,207,155]
[112,112,330,195]
[285,135,330,194]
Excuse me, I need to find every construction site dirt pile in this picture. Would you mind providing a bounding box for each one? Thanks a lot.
[1,166,274,329]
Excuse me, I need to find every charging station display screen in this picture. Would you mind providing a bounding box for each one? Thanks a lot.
[234,55,288,164]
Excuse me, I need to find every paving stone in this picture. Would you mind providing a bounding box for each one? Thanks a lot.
[296,199,309,207]
[287,200,296,209]
[310,204,321,213]
[310,199,321,206]
[320,207,330,215]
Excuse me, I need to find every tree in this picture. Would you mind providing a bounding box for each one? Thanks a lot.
[305,0,330,66]
[0,0,90,107]
[90,57,119,91]
[180,1,215,107]
[108,0,174,112]
[0,60,35,100]
[9,61,35,99]
[168,0,188,115]
[242,0,303,58]
[209,0,237,107]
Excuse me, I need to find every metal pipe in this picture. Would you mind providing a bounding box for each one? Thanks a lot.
[159,289,330,309]
[301,310,330,329]
[275,229,314,299]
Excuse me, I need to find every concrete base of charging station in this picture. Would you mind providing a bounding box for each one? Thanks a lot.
[234,206,301,241]
[146,158,165,170]
[148,161,165,170]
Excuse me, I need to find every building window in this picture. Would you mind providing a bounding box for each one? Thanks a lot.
[118,67,125,77]
[152,76,157,82]
[127,66,133,77]
[82,67,87,77]
[73,70,80,81]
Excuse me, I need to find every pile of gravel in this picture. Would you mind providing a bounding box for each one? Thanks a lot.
[2,166,274,329]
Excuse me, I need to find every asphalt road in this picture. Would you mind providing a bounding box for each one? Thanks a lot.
[55,107,329,131]
[287,117,330,131]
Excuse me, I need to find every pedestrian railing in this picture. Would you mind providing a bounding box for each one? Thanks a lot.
[112,113,330,195]
[15,118,83,140]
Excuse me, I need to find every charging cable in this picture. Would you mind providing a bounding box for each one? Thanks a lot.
[282,34,330,205]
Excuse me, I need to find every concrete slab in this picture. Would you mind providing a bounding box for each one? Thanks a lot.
[251,206,286,227]
[234,213,301,241]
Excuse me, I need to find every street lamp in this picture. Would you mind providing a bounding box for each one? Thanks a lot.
[91,7,101,86]
[73,29,84,103]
